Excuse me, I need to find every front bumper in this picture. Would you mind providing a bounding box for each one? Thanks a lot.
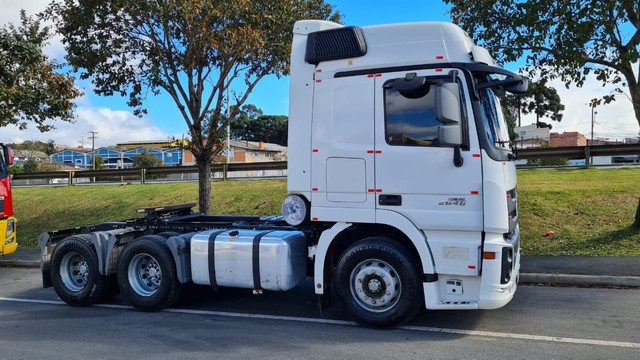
[0,217,18,256]
[478,225,520,309]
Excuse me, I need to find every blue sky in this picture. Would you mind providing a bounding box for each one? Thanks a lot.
[1,0,638,147]
[87,1,459,137]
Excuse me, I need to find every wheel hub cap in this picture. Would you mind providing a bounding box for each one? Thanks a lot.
[60,251,89,293]
[351,259,401,312]
[128,253,162,297]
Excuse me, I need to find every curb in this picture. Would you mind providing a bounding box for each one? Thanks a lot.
[0,260,40,268]
[520,273,640,288]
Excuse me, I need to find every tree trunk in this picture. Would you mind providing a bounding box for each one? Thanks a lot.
[630,81,640,131]
[197,160,212,215]
[634,197,640,231]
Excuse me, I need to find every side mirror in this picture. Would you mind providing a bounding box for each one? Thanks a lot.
[2,146,13,166]
[391,73,430,99]
[435,82,462,147]
[505,77,529,94]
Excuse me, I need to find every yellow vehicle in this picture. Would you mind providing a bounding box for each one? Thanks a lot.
[0,143,17,255]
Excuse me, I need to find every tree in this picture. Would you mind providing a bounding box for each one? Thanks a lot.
[92,155,105,170]
[231,105,288,146]
[49,0,340,214]
[445,0,639,127]
[133,151,164,169]
[445,0,640,228]
[22,159,39,173]
[501,81,565,131]
[9,140,57,155]
[0,11,81,131]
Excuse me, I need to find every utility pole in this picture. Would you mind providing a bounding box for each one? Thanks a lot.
[88,131,98,170]
[588,101,597,166]
[226,86,231,163]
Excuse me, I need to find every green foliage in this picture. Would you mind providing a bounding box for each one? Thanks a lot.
[8,166,23,175]
[92,155,105,170]
[0,11,81,131]
[134,151,164,169]
[48,0,340,214]
[9,140,57,155]
[22,159,39,173]
[231,104,288,146]
[501,81,565,131]
[445,0,640,127]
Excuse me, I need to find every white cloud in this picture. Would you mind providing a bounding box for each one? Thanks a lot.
[0,0,66,59]
[519,72,640,141]
[0,107,169,148]
[0,2,171,149]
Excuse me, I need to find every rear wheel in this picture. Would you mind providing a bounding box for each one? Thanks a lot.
[117,235,182,311]
[335,237,423,328]
[50,235,113,306]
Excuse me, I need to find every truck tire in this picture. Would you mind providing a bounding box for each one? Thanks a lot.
[117,235,182,311]
[50,235,113,307]
[335,237,423,328]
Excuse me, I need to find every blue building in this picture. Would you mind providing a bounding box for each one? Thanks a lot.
[50,147,183,169]
[50,149,92,168]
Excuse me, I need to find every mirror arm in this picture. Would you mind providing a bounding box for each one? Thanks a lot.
[453,146,463,168]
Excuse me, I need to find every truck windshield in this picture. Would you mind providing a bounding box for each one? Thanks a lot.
[0,150,7,178]
[478,88,510,149]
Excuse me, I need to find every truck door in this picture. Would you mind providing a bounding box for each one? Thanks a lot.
[374,70,483,275]
[310,74,376,222]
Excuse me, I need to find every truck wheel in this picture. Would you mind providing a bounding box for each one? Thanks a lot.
[117,235,182,311]
[50,235,112,307]
[335,237,423,328]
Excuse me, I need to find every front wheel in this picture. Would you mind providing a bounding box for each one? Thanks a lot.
[117,235,182,311]
[335,238,423,328]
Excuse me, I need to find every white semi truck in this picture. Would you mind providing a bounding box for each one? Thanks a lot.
[40,20,526,328]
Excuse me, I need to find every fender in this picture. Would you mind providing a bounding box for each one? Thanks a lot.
[375,209,436,275]
[314,222,351,294]
[313,210,437,294]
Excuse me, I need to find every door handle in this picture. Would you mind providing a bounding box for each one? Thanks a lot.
[379,194,402,206]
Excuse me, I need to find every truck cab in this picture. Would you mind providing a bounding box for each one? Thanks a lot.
[283,20,525,323]
[0,143,17,255]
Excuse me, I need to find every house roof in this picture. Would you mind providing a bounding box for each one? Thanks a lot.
[229,140,287,152]
[13,150,49,158]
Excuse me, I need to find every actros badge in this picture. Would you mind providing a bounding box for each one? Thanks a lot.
[439,198,466,206]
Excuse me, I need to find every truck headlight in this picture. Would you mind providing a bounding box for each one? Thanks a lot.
[5,218,14,238]
[282,194,310,226]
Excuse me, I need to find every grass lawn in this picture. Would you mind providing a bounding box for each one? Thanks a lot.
[517,168,640,256]
[11,168,640,256]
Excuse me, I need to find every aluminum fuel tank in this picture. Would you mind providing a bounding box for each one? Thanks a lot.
[190,229,307,291]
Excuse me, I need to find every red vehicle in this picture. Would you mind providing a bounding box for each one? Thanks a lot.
[0,143,17,255]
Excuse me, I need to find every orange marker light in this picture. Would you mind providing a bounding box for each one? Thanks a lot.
[483,251,497,260]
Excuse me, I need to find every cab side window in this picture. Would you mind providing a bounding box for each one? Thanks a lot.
[384,78,440,147]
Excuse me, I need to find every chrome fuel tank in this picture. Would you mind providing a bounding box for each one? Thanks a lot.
[190,229,307,291]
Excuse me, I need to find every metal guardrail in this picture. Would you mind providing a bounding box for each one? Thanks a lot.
[517,144,640,159]
[517,144,640,169]
[11,145,640,185]
[12,161,288,186]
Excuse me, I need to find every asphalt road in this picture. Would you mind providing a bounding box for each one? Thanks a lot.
[1,267,639,359]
